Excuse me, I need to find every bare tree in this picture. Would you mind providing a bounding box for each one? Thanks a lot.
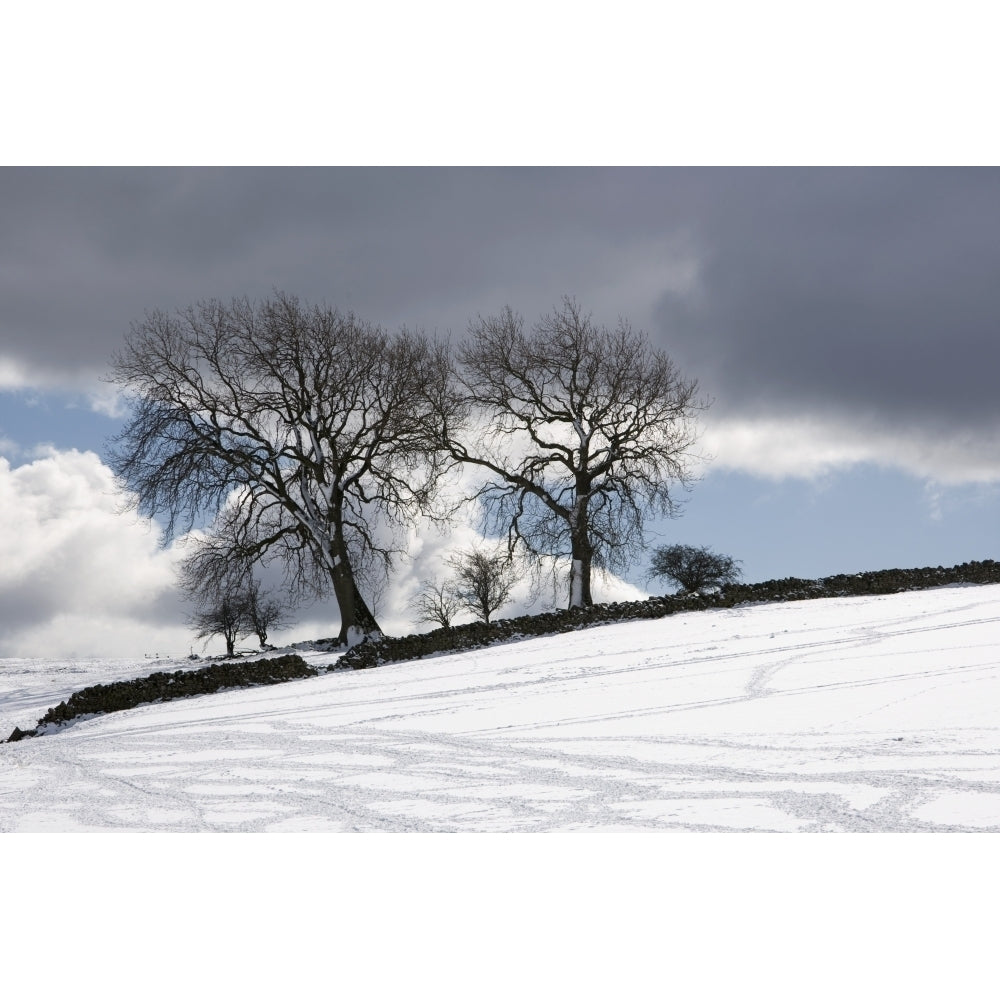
[109,293,448,645]
[187,590,250,657]
[434,298,703,608]
[648,544,742,595]
[449,548,516,624]
[178,537,294,650]
[409,579,464,629]
[243,579,295,648]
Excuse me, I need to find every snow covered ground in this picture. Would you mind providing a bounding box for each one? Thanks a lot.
[2,584,999,831]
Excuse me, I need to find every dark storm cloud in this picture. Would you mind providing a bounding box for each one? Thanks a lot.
[652,168,1000,434]
[2,167,998,442]
[0,167,683,385]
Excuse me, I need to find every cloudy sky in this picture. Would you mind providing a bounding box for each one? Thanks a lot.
[2,167,998,656]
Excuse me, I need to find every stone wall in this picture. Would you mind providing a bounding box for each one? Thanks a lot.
[340,559,1000,671]
[6,654,316,742]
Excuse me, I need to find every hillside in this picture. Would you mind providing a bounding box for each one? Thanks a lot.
[2,582,998,831]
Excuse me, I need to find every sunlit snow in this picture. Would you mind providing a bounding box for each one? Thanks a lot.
[2,584,998,831]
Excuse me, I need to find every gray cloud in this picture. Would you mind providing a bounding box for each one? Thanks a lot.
[0,168,656,379]
[3,167,998,449]
[652,168,1000,436]
[0,446,646,657]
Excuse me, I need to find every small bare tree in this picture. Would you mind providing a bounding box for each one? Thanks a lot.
[243,580,295,648]
[179,542,294,651]
[109,293,450,645]
[449,548,516,624]
[187,591,250,657]
[433,298,703,609]
[409,579,465,629]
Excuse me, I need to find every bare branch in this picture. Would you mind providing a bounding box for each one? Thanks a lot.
[433,297,706,608]
[409,579,465,629]
[109,293,451,644]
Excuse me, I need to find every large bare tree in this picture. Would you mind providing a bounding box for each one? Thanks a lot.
[109,293,447,644]
[436,298,703,608]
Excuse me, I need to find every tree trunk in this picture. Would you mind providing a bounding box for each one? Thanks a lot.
[568,533,594,609]
[330,559,381,646]
[567,490,594,609]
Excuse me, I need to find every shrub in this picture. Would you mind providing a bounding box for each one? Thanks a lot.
[648,544,742,594]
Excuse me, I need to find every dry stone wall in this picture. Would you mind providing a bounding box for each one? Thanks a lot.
[340,560,1000,670]
[6,654,316,742]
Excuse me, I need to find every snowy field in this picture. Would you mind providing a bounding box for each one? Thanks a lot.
[2,584,999,832]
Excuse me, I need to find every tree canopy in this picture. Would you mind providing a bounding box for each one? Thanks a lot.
[435,298,703,608]
[109,293,448,644]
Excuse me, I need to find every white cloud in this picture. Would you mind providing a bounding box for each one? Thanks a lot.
[702,414,1000,486]
[0,447,652,658]
[0,448,190,657]
[9,406,991,660]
